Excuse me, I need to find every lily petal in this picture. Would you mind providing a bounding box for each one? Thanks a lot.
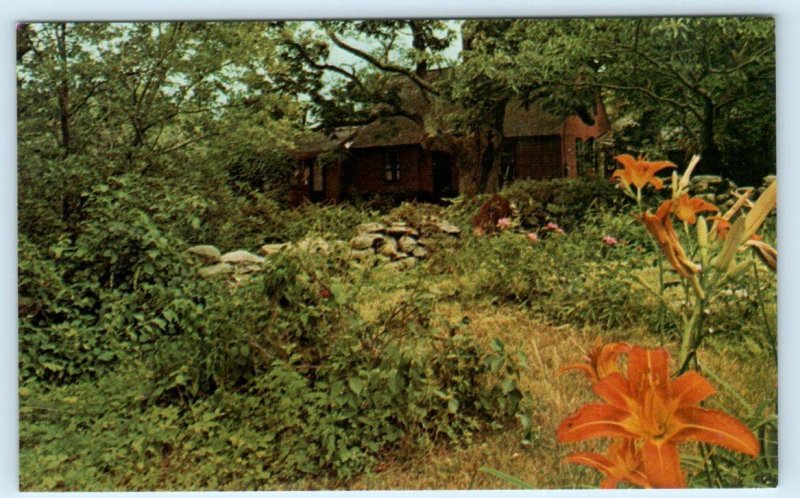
[627,347,670,401]
[669,371,716,408]
[557,403,636,442]
[593,372,635,411]
[672,406,760,457]
[642,441,685,488]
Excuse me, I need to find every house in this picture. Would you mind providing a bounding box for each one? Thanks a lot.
[289,97,610,205]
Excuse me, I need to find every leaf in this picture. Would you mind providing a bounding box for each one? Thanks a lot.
[478,466,534,489]
[713,216,746,271]
[348,377,365,395]
[744,180,776,240]
[447,398,459,414]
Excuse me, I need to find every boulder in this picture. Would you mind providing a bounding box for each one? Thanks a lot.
[356,222,386,234]
[412,246,428,259]
[379,237,404,259]
[296,236,331,255]
[259,242,291,256]
[398,235,418,253]
[386,224,419,237]
[198,262,234,278]
[235,264,264,275]
[185,245,221,264]
[348,248,374,261]
[350,233,385,250]
[221,250,265,265]
[435,220,461,236]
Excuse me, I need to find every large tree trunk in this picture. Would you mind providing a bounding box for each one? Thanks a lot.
[455,128,503,196]
[701,97,722,176]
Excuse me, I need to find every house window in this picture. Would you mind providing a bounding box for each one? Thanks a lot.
[384,150,401,181]
[576,138,596,176]
[500,141,516,186]
[312,162,325,192]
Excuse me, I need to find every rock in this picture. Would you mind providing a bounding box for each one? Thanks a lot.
[221,250,265,265]
[763,174,776,187]
[198,262,234,277]
[412,246,428,259]
[350,233,385,250]
[348,248,374,261]
[236,264,263,274]
[386,224,419,237]
[296,236,331,255]
[356,222,386,234]
[385,257,417,272]
[435,220,461,236]
[379,237,404,259]
[259,242,291,256]
[398,235,418,253]
[185,245,221,264]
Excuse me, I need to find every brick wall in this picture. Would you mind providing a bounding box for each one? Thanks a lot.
[560,99,612,178]
[343,145,431,196]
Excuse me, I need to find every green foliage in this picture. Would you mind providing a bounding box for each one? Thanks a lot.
[21,249,530,489]
[496,17,775,182]
[500,178,627,230]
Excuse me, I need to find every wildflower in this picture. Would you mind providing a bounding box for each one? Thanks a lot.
[319,287,332,299]
[558,345,759,488]
[497,217,512,230]
[567,439,652,489]
[669,194,718,225]
[545,222,560,231]
[527,232,539,242]
[559,338,630,384]
[612,154,675,191]
[641,200,700,278]
[602,235,619,246]
[708,215,732,239]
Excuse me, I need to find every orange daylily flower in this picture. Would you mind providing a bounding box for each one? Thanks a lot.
[670,194,718,225]
[612,154,676,190]
[559,338,630,384]
[567,438,652,489]
[708,215,732,239]
[641,200,700,278]
[557,346,760,488]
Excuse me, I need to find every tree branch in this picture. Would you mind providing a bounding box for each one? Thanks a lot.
[324,29,439,97]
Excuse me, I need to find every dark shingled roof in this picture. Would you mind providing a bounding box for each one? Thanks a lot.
[503,99,564,138]
[347,116,425,149]
[291,127,359,160]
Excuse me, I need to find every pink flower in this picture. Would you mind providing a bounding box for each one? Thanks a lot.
[555,228,565,234]
[527,232,539,242]
[546,222,560,231]
[602,235,619,246]
[497,217,512,229]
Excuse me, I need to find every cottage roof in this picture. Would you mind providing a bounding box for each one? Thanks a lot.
[502,99,564,138]
[347,116,425,149]
[291,127,359,160]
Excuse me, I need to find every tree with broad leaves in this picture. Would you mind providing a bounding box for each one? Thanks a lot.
[497,17,775,184]
[273,20,527,196]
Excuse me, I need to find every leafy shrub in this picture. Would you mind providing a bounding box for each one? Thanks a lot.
[144,250,529,481]
[18,175,212,384]
[500,177,628,230]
